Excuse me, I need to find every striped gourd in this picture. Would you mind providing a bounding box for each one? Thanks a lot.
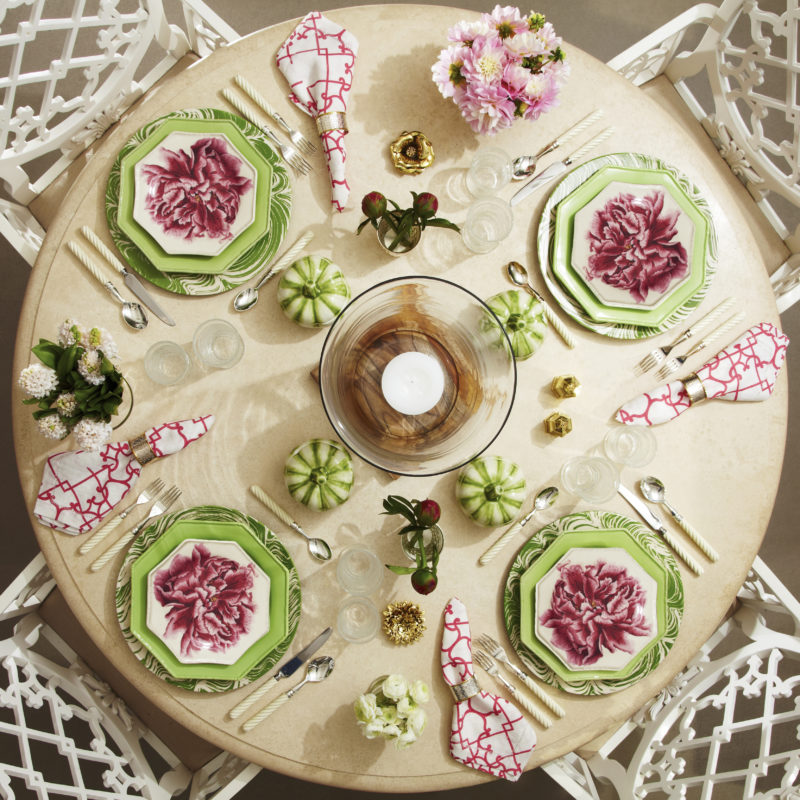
[284,439,354,511]
[277,255,351,328]
[455,455,526,527]
[485,290,547,360]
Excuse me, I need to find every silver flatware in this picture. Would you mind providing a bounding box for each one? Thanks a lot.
[221,87,311,175]
[67,241,147,330]
[655,311,746,380]
[506,261,576,349]
[479,486,558,565]
[510,127,614,207]
[234,74,317,155]
[640,477,719,562]
[79,226,175,326]
[618,484,703,575]
[90,486,181,572]
[511,109,602,180]
[233,230,314,312]
[635,297,735,374]
[242,655,334,731]
[476,633,566,717]
[473,649,551,728]
[229,626,332,719]
[250,485,332,561]
[78,478,165,555]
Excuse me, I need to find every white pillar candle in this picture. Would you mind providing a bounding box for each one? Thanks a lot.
[381,352,445,415]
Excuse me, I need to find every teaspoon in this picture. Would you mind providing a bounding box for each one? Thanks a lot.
[242,655,335,731]
[639,476,719,562]
[233,230,314,312]
[479,486,559,565]
[506,261,575,349]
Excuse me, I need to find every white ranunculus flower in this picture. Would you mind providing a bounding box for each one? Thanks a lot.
[381,674,409,702]
[354,693,378,723]
[396,697,413,718]
[18,363,59,399]
[363,720,385,739]
[406,707,427,736]
[395,730,419,750]
[380,723,402,740]
[380,705,399,725]
[410,679,430,705]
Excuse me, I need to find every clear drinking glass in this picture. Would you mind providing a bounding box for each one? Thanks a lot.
[336,596,381,644]
[560,455,620,504]
[461,197,514,254]
[192,319,244,369]
[144,341,191,385]
[336,545,383,595]
[465,147,513,197]
[604,426,658,468]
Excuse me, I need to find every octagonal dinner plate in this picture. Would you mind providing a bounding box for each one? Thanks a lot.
[117,506,300,693]
[118,118,273,273]
[517,530,668,682]
[504,510,684,696]
[551,166,709,326]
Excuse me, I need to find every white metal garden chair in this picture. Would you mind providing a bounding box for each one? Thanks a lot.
[0,552,261,799]
[605,0,800,313]
[0,0,240,266]
[541,555,800,798]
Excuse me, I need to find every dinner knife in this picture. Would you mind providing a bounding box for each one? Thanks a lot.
[80,226,176,326]
[510,126,614,207]
[228,627,333,719]
[617,484,703,575]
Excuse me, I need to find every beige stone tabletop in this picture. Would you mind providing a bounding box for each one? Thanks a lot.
[12,4,789,791]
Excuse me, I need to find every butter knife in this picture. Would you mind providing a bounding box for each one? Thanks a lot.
[228,627,333,719]
[510,127,614,207]
[618,484,703,575]
[80,226,176,326]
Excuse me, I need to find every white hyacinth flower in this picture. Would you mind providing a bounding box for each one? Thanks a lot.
[55,392,78,417]
[18,363,59,399]
[37,415,68,440]
[57,319,88,348]
[72,418,112,452]
[87,326,119,361]
[77,349,105,385]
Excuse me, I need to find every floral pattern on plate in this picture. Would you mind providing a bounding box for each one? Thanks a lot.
[504,510,684,695]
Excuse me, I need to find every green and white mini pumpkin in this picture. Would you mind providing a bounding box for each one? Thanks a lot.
[484,290,547,360]
[284,438,354,511]
[455,455,526,527]
[277,255,351,328]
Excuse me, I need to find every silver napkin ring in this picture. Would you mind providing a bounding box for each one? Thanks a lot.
[683,374,707,405]
[128,434,156,466]
[450,675,481,701]
[316,111,348,134]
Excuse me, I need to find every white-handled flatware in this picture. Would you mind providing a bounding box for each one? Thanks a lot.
[67,241,148,330]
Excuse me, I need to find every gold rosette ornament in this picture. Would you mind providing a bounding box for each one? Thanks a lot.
[382,601,426,645]
[390,131,435,174]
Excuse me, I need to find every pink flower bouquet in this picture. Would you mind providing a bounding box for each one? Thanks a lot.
[431,6,569,135]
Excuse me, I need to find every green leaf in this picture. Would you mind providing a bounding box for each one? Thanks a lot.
[424,218,460,232]
[55,345,80,380]
[31,340,63,369]
[384,564,417,576]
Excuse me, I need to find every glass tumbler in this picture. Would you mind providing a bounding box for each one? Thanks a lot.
[336,596,381,644]
[144,341,191,386]
[604,426,658,468]
[192,319,244,369]
[560,455,620,504]
[465,147,512,197]
[461,197,514,254]
[336,545,383,595]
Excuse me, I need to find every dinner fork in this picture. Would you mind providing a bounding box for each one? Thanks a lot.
[89,486,181,572]
[476,634,566,718]
[634,297,735,374]
[78,478,165,555]
[221,88,311,175]
[234,74,317,155]
[655,311,745,380]
[472,650,552,728]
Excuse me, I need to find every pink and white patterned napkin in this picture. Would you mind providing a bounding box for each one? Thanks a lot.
[276,11,358,212]
[441,597,536,782]
[616,322,789,425]
[34,416,214,535]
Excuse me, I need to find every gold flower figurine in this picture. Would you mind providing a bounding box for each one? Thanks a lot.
[389,131,435,174]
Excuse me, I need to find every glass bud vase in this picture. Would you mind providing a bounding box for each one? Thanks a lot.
[377,216,421,256]
[400,524,444,562]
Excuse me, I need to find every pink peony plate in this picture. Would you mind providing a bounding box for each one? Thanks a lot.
[551,166,709,326]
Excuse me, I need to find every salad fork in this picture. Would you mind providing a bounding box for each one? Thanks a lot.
[221,88,311,175]
[476,634,565,718]
[90,486,181,572]
[472,650,552,728]
[78,478,165,555]
[234,74,317,155]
